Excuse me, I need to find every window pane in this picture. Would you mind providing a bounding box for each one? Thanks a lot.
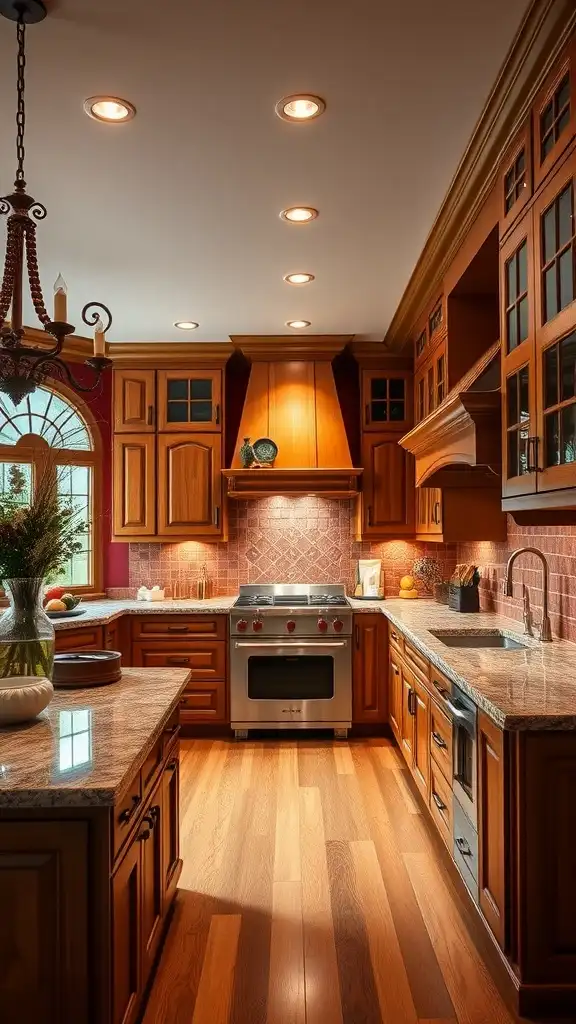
[389,402,404,421]
[519,366,530,420]
[543,205,557,264]
[519,428,529,475]
[371,402,387,422]
[561,331,576,402]
[556,73,570,112]
[518,296,529,343]
[559,248,574,311]
[541,101,554,135]
[544,265,558,322]
[516,150,525,175]
[0,386,91,451]
[167,379,188,400]
[561,405,576,464]
[541,131,554,161]
[507,375,518,427]
[545,411,560,467]
[389,379,405,400]
[56,465,92,587]
[167,401,188,423]
[189,401,213,422]
[507,308,518,351]
[557,105,570,137]
[370,378,387,400]
[545,345,558,408]
[518,242,527,294]
[0,462,32,504]
[504,167,514,195]
[508,431,518,478]
[558,186,573,249]
[190,379,212,400]
[506,254,517,303]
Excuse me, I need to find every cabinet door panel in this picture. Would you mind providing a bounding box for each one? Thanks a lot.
[157,370,221,432]
[157,434,222,537]
[352,614,386,723]
[141,793,164,983]
[162,754,181,907]
[388,652,402,742]
[400,667,415,764]
[478,711,506,949]
[112,837,142,1024]
[362,433,414,537]
[114,370,156,433]
[412,678,430,801]
[533,150,576,351]
[362,369,412,432]
[0,821,88,1024]
[131,640,225,680]
[113,435,156,537]
[179,682,227,722]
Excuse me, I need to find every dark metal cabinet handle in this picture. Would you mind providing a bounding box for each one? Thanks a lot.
[455,836,472,857]
[118,794,141,826]
[365,403,370,426]
[432,731,447,749]
[432,791,446,812]
[167,625,189,633]
[367,506,373,527]
[164,723,179,735]
[355,624,360,649]
[432,679,449,699]
[167,656,190,665]
[432,500,441,525]
[214,505,220,528]
[166,758,178,772]
[136,828,151,842]
[408,689,416,716]
[527,435,540,473]
[215,403,220,425]
[179,696,189,707]
[147,404,154,426]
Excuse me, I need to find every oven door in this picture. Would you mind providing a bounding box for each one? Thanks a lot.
[230,637,352,727]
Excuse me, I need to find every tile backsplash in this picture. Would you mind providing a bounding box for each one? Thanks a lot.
[459,518,576,642]
[129,496,457,597]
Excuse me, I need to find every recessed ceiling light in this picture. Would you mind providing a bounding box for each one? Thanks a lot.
[280,207,318,224]
[275,94,326,122]
[174,321,199,330]
[84,96,136,123]
[286,320,311,329]
[284,272,315,285]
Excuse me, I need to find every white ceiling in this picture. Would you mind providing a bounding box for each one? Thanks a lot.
[0,0,532,343]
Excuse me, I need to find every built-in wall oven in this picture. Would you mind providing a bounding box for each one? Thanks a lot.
[230,584,352,738]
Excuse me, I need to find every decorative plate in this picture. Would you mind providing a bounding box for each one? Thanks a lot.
[47,608,87,620]
[253,437,278,463]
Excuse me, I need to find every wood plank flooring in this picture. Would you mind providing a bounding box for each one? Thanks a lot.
[143,737,528,1024]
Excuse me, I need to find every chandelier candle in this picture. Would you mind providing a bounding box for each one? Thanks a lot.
[0,0,113,404]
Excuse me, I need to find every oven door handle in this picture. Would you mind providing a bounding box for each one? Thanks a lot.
[443,696,473,722]
[233,641,348,649]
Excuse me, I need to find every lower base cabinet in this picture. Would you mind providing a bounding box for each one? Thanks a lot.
[477,709,506,950]
[412,677,431,800]
[352,614,388,723]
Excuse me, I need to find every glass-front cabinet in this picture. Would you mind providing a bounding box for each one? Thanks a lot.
[362,369,412,432]
[157,370,221,432]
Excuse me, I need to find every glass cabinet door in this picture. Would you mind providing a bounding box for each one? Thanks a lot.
[534,152,576,350]
[537,328,576,491]
[157,370,222,432]
[362,371,411,431]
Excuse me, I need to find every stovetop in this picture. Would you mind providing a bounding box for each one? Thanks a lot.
[233,583,349,610]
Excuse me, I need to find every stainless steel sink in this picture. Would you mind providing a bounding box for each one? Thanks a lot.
[430,629,527,650]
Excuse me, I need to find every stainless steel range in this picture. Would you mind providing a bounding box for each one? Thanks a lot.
[230,583,352,738]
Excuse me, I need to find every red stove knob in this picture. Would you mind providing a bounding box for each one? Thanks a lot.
[318,617,328,632]
[252,618,263,632]
[286,620,296,633]
[236,619,248,632]
[333,618,344,633]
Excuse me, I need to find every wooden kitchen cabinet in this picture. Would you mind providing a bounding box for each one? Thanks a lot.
[415,486,443,537]
[157,370,222,432]
[131,639,226,679]
[352,613,388,723]
[161,752,181,905]
[478,710,507,949]
[415,485,507,543]
[412,677,431,801]
[112,827,143,1024]
[113,369,156,433]
[388,650,403,743]
[113,434,156,537]
[361,368,412,432]
[55,625,105,652]
[360,432,415,537]
[400,665,415,762]
[499,120,533,239]
[157,433,222,537]
[532,37,576,192]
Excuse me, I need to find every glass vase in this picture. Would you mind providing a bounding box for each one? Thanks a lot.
[0,578,55,683]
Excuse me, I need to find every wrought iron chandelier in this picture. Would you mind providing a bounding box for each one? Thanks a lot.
[0,0,113,404]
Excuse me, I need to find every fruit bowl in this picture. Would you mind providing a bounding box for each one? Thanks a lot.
[44,590,82,615]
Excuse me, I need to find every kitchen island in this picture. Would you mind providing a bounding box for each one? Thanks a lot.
[0,667,190,1024]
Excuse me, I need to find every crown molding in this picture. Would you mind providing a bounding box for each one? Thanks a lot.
[384,0,576,351]
[230,335,355,361]
[108,341,234,367]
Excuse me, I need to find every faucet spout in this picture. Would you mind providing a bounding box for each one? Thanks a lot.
[503,547,553,642]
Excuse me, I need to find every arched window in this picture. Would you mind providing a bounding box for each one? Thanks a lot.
[0,383,102,592]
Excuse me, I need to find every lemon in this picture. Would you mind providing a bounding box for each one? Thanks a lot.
[400,575,415,591]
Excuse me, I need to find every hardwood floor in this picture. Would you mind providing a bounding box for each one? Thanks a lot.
[143,737,527,1024]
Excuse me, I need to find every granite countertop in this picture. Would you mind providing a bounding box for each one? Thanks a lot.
[0,667,190,808]
[51,596,237,631]
[349,597,576,730]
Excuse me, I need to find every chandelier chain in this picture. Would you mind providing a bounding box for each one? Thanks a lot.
[15,14,26,184]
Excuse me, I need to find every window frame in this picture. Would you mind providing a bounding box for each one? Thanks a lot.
[533,41,576,191]
[0,380,103,597]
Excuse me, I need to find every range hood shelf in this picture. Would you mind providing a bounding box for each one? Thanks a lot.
[226,335,360,500]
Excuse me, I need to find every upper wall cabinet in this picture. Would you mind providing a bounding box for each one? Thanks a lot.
[362,368,412,432]
[533,39,576,192]
[114,369,156,433]
[499,121,532,240]
[157,371,221,432]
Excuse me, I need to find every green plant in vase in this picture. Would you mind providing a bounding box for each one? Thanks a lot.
[0,459,87,683]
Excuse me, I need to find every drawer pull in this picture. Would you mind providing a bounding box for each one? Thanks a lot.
[167,625,190,633]
[118,794,141,826]
[391,631,399,641]
[136,827,151,842]
[164,723,179,735]
[179,697,189,706]
[408,688,416,716]
[432,791,447,812]
[143,805,160,831]
[455,836,472,857]
[167,656,190,665]
[432,679,449,699]
[166,758,178,772]
[432,731,447,749]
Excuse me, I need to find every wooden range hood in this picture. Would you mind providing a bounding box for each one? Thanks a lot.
[400,341,502,488]
[223,336,362,499]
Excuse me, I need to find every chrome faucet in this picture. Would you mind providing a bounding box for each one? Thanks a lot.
[503,547,552,642]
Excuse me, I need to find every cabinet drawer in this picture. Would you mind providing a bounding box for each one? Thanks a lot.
[55,626,104,652]
[131,641,225,679]
[428,662,453,712]
[403,638,428,683]
[453,797,479,903]
[388,625,404,657]
[430,700,453,783]
[113,771,143,857]
[161,706,181,753]
[131,615,226,641]
[429,760,453,849]
[179,682,227,722]
[141,737,163,799]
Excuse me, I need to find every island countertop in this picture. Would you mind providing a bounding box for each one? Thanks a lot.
[0,667,190,808]
[349,597,576,730]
